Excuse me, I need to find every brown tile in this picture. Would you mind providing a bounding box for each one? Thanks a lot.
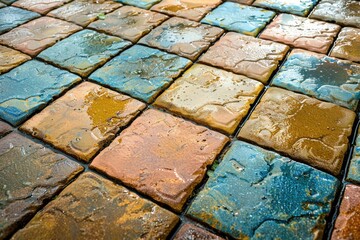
[260,14,340,54]
[331,27,360,63]
[0,120,11,137]
[0,133,83,240]
[229,0,254,4]
[12,0,72,14]
[89,6,168,43]
[199,32,289,83]
[91,109,228,211]
[0,45,30,74]
[0,17,81,56]
[238,87,355,175]
[20,82,146,162]
[173,223,224,240]
[11,172,179,240]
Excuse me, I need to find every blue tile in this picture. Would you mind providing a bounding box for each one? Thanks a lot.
[116,0,161,9]
[0,7,40,34]
[254,0,318,16]
[348,130,360,183]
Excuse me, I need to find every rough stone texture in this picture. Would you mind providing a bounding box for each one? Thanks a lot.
[331,27,360,63]
[0,45,30,74]
[0,121,11,137]
[199,32,289,83]
[201,2,275,37]
[11,172,179,240]
[332,184,360,240]
[188,141,339,239]
[0,6,40,34]
[139,17,224,61]
[310,0,360,28]
[173,223,224,240]
[151,0,222,22]
[0,133,83,240]
[116,0,161,9]
[38,29,131,77]
[91,109,228,212]
[254,0,318,16]
[0,60,81,126]
[89,6,168,43]
[0,17,82,56]
[347,128,360,184]
[90,45,192,103]
[260,14,340,54]
[272,49,360,110]
[20,82,146,162]
[48,0,122,27]
[229,0,254,4]
[155,64,264,134]
[12,0,72,14]
[238,87,356,176]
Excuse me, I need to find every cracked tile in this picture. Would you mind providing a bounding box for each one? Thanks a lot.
[347,128,360,184]
[155,64,264,134]
[90,45,191,102]
[272,49,360,110]
[38,29,131,77]
[0,6,40,34]
[20,82,146,162]
[199,32,289,83]
[0,45,31,74]
[253,0,318,16]
[12,0,72,14]
[173,223,224,240]
[0,60,81,126]
[238,87,356,175]
[188,141,339,239]
[260,14,340,54]
[116,0,161,9]
[0,133,83,240]
[139,17,223,61]
[11,172,179,240]
[0,121,11,137]
[201,2,275,37]
[331,27,360,63]
[91,109,228,212]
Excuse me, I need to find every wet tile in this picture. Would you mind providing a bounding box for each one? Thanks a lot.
[332,184,360,239]
[0,60,80,126]
[11,172,179,240]
[0,121,11,137]
[253,0,318,16]
[116,0,161,9]
[151,0,222,21]
[0,133,83,240]
[89,6,168,43]
[260,14,340,54]
[155,64,264,134]
[188,141,339,239]
[20,82,145,162]
[310,0,360,28]
[331,27,360,63]
[201,2,275,37]
[0,6,40,34]
[347,128,360,184]
[199,32,289,83]
[0,17,82,56]
[238,87,356,175]
[48,0,122,27]
[139,17,223,61]
[89,45,191,102]
[38,29,131,77]
[173,223,224,240]
[12,0,71,14]
[0,45,30,74]
[272,49,360,110]
[91,109,228,211]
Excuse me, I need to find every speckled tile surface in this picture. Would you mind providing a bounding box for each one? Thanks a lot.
[0,45,30,74]
[0,6,40,34]
[254,0,318,16]
[116,0,161,9]
[12,0,72,14]
[0,120,11,137]
[173,223,224,240]
[348,129,360,184]
[331,27,360,63]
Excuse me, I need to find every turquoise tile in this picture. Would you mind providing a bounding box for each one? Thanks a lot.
[89,45,191,102]
[201,2,275,36]
[188,141,339,239]
[115,0,161,9]
[348,129,360,183]
[254,0,318,16]
[0,7,40,34]
[0,60,80,126]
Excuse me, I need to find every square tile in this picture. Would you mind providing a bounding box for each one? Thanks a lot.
[0,133,83,240]
[254,0,318,16]
[139,17,223,61]
[90,45,192,103]
[188,141,339,239]
[347,129,360,184]
[173,223,224,240]
[20,82,146,162]
[199,32,289,83]
[238,87,356,175]
[12,0,71,14]
[91,109,228,211]
[89,6,168,43]
[0,60,80,126]
[0,120,11,137]
[155,64,264,134]
[12,172,179,239]
[0,17,82,56]
[272,49,360,110]
[0,45,30,74]
[116,0,161,9]
[201,2,275,36]
[38,29,131,77]
[331,27,360,63]
[0,6,40,34]
[260,14,340,54]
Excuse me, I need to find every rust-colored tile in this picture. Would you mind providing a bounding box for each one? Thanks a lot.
[0,45,30,74]
[12,0,72,14]
[0,17,81,56]
[91,109,228,211]
[0,120,11,137]
[331,27,360,63]
[20,82,146,162]
[238,87,356,175]
[260,14,340,54]
[11,172,179,240]
[229,0,254,4]
[199,32,289,83]
[174,223,224,240]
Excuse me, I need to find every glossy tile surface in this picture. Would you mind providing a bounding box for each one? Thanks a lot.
[12,0,71,14]
[173,223,224,240]
[0,45,30,74]
[0,6,39,34]
[348,128,360,184]
[331,27,360,63]
[116,0,161,9]
[254,0,318,16]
